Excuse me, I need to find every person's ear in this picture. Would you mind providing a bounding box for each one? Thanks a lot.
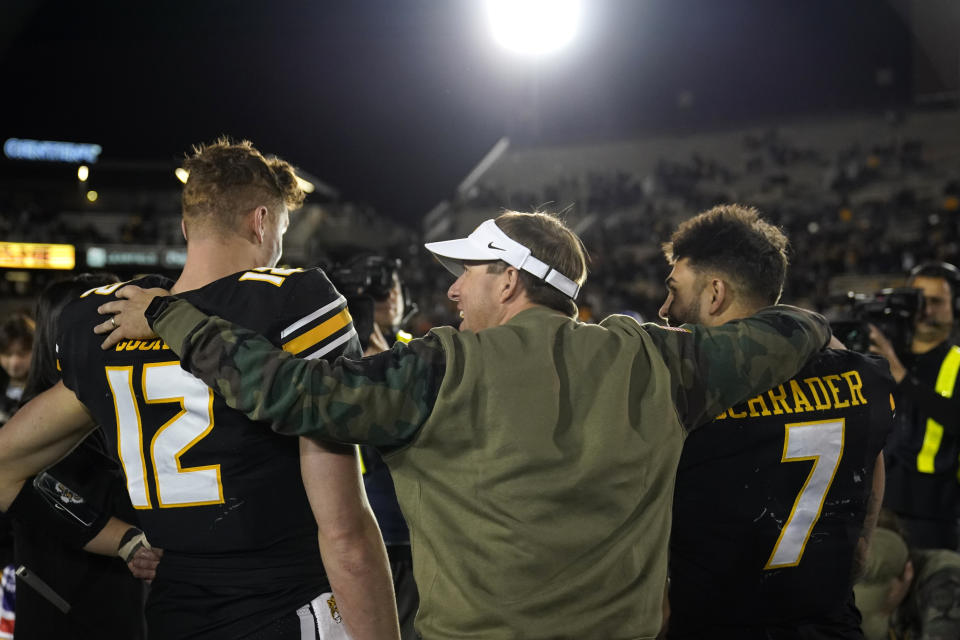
[250,206,268,244]
[707,278,727,315]
[499,267,522,303]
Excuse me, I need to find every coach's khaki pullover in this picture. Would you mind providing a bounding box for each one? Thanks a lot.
[153,301,830,639]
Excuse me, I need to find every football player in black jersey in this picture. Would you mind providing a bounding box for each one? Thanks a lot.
[659,205,894,639]
[0,139,399,640]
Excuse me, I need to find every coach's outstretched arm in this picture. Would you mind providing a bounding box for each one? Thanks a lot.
[98,289,829,449]
[641,305,832,428]
[97,288,443,447]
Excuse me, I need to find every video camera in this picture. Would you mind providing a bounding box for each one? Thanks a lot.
[329,256,415,350]
[329,257,402,302]
[828,287,923,354]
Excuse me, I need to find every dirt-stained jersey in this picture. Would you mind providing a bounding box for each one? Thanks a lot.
[668,349,894,637]
[57,267,360,640]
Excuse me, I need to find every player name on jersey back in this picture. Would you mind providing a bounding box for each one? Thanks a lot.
[111,338,171,352]
[715,369,870,420]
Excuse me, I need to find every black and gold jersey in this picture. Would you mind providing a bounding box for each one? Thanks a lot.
[57,267,360,640]
[668,349,894,637]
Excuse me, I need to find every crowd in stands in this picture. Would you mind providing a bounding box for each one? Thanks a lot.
[438,115,960,322]
[1,111,958,331]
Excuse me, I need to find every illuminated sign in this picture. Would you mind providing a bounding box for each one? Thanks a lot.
[4,138,102,163]
[0,242,76,270]
[86,246,186,269]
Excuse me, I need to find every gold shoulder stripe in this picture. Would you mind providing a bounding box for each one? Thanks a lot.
[282,308,353,355]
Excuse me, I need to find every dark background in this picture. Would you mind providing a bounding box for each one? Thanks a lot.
[0,0,941,225]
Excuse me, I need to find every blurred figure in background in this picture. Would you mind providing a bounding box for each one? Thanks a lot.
[331,256,419,639]
[8,273,148,639]
[855,511,960,639]
[0,311,35,638]
[871,262,960,550]
[0,312,35,426]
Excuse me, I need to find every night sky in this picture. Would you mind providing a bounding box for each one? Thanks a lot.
[1,0,915,225]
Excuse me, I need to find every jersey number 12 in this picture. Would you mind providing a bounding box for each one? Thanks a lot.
[106,363,224,509]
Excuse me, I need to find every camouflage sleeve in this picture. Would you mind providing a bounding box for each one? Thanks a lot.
[914,565,960,640]
[152,298,445,448]
[641,305,831,430]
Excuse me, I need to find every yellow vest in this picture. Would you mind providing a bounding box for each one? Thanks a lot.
[915,346,960,476]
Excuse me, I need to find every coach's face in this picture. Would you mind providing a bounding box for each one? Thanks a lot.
[447,261,507,332]
[659,258,709,326]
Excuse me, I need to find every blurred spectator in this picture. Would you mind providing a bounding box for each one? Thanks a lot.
[855,513,960,639]
[869,263,960,549]
[10,273,147,640]
[0,313,35,426]
[330,256,419,640]
[0,312,35,622]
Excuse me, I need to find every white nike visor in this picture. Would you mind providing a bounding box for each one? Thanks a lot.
[424,219,580,299]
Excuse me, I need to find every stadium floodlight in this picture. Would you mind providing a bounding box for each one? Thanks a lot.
[174,168,189,184]
[485,0,581,56]
[86,190,98,203]
[77,165,89,182]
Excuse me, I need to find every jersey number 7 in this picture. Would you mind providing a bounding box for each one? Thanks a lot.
[764,418,845,569]
[106,362,224,509]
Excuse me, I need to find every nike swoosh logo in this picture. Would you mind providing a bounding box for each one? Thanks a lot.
[487,242,505,251]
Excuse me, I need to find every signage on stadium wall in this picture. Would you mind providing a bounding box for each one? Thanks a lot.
[0,242,76,270]
[86,246,186,269]
[3,138,103,163]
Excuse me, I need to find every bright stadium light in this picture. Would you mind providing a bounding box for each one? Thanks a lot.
[174,168,189,184]
[86,190,98,202]
[77,165,89,182]
[486,0,581,56]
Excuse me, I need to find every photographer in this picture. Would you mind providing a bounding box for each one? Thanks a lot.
[331,256,418,640]
[870,262,960,549]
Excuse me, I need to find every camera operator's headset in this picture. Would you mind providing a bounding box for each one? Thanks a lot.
[908,261,960,316]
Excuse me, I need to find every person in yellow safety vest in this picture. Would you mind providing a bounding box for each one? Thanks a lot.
[870,262,960,549]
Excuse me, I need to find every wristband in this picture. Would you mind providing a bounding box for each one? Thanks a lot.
[117,527,151,563]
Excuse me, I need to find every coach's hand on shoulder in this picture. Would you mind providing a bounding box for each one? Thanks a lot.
[94,285,170,349]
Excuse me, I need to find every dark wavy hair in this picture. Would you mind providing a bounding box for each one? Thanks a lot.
[662,204,789,306]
